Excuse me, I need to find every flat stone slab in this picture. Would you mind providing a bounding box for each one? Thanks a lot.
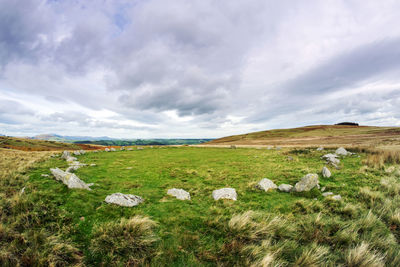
[257,178,277,192]
[50,168,92,190]
[212,188,237,201]
[278,184,293,192]
[294,173,319,192]
[167,188,191,200]
[105,193,144,207]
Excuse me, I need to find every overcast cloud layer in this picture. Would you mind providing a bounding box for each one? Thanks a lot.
[1,0,400,138]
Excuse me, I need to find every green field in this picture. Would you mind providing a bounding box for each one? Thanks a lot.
[1,146,392,266]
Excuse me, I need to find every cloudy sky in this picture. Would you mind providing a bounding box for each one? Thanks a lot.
[1,0,400,138]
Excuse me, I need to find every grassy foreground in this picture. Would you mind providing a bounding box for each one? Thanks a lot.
[1,146,400,266]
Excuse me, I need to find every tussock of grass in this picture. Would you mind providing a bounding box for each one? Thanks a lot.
[346,242,385,267]
[364,149,400,169]
[89,216,158,265]
[294,243,329,267]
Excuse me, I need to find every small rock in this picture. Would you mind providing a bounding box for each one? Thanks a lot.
[105,148,110,152]
[79,150,86,154]
[126,167,133,170]
[294,173,319,192]
[167,188,191,200]
[137,147,144,150]
[120,147,125,151]
[386,166,396,173]
[127,148,133,151]
[212,188,237,201]
[321,187,326,192]
[322,166,331,178]
[105,193,144,207]
[287,156,294,161]
[276,146,282,150]
[66,156,78,162]
[61,151,71,159]
[80,216,85,221]
[257,178,278,192]
[110,148,116,152]
[41,174,49,177]
[335,147,349,156]
[90,163,96,167]
[267,146,273,150]
[322,192,333,197]
[230,145,237,149]
[332,195,342,201]
[278,184,293,192]
[73,151,81,156]
[316,147,324,151]
[20,187,25,195]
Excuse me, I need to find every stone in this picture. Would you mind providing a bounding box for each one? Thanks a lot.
[66,156,77,162]
[323,154,340,165]
[386,166,396,173]
[93,150,99,153]
[287,156,294,161]
[61,151,71,159]
[276,146,282,150]
[322,166,331,178]
[137,147,144,150]
[332,195,342,201]
[257,178,278,192]
[90,163,96,167]
[79,150,86,154]
[212,188,237,201]
[321,187,326,192]
[278,184,293,192]
[335,147,349,156]
[73,151,81,156]
[126,167,133,170]
[167,188,191,200]
[66,161,86,173]
[230,145,237,149]
[120,147,125,151]
[316,147,324,151]
[127,148,133,151]
[105,193,144,207]
[110,148,116,152]
[322,192,333,197]
[20,187,25,195]
[41,174,49,177]
[50,168,92,190]
[105,148,110,152]
[294,173,319,192]
[267,146,273,150]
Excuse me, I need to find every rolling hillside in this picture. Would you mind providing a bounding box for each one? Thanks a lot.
[0,136,101,151]
[205,125,400,148]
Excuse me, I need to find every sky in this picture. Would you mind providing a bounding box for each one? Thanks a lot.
[1,0,400,139]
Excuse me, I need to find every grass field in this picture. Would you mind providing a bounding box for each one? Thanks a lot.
[206,125,400,149]
[2,146,400,265]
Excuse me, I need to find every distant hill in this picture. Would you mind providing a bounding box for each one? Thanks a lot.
[205,125,400,148]
[75,139,214,146]
[0,136,100,151]
[32,134,114,142]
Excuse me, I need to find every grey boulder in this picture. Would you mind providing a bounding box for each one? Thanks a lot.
[278,184,293,192]
[294,173,319,192]
[257,178,278,192]
[336,147,349,156]
[212,188,237,201]
[50,168,92,190]
[322,166,331,178]
[105,193,144,207]
[167,188,191,200]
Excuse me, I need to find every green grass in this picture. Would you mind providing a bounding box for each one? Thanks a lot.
[23,146,392,265]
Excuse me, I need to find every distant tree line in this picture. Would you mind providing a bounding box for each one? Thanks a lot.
[335,122,359,126]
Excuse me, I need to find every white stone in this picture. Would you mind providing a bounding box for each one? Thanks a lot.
[105,148,110,152]
[322,192,333,197]
[41,174,49,177]
[316,147,324,151]
[332,195,342,201]
[73,151,81,156]
[90,163,96,166]
[278,184,293,192]
[66,156,77,162]
[50,168,92,190]
[127,148,133,151]
[110,148,116,152]
[294,174,319,192]
[61,151,71,159]
[79,150,86,154]
[257,178,278,192]
[167,188,191,200]
[105,193,144,207]
[212,188,237,201]
[322,166,331,178]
